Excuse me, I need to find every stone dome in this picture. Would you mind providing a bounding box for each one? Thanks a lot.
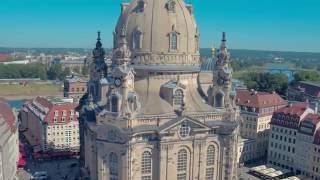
[114,0,200,70]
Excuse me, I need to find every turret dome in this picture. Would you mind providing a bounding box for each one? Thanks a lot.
[114,0,200,71]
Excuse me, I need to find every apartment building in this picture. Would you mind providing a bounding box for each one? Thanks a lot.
[20,96,79,152]
[268,103,320,179]
[236,89,287,162]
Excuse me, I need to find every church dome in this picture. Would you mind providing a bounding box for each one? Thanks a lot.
[114,0,200,70]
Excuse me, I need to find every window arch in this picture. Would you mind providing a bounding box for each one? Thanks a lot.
[169,32,178,50]
[132,29,143,49]
[167,0,176,12]
[206,145,216,180]
[109,152,118,180]
[177,149,188,180]
[111,95,118,112]
[174,89,184,106]
[215,93,224,108]
[141,151,152,180]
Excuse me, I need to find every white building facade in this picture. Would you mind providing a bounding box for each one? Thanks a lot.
[268,103,320,179]
[0,99,19,180]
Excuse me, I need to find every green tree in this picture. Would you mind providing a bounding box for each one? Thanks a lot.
[293,70,320,83]
[239,72,288,96]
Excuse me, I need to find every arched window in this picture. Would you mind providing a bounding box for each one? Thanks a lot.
[111,96,118,112]
[169,32,178,50]
[206,145,215,180]
[137,0,145,12]
[215,93,224,108]
[167,0,176,12]
[174,89,184,106]
[141,151,152,180]
[133,30,143,49]
[195,35,199,52]
[177,149,188,180]
[109,152,118,180]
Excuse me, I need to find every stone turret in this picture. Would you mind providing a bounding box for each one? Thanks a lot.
[209,32,233,109]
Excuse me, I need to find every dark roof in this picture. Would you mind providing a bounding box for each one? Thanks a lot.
[0,98,17,132]
[298,81,320,98]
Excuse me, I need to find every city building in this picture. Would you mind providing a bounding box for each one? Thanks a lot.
[20,96,79,153]
[268,103,320,179]
[236,89,287,162]
[51,58,87,74]
[0,98,19,180]
[237,137,255,165]
[64,75,88,103]
[79,0,240,180]
[288,81,320,113]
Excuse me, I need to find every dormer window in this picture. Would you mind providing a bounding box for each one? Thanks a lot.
[54,111,59,116]
[179,122,190,138]
[169,32,178,50]
[174,89,184,106]
[132,28,143,49]
[137,0,145,12]
[166,0,176,12]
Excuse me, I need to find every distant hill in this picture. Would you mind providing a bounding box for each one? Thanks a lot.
[1,47,320,61]
[200,48,320,61]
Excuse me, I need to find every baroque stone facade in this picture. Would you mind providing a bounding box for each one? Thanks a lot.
[80,0,240,180]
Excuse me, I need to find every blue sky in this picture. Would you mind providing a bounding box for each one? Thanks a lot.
[1,0,320,52]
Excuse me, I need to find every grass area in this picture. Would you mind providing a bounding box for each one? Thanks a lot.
[0,84,63,96]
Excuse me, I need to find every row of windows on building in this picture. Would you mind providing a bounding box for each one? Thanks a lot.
[53,116,75,123]
[48,124,78,130]
[130,29,199,52]
[269,142,296,153]
[70,87,86,92]
[54,110,75,117]
[103,145,217,180]
[272,126,297,135]
[47,131,78,136]
[271,133,296,144]
[313,156,320,163]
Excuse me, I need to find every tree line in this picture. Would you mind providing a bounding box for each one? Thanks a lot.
[238,70,320,97]
[0,63,89,81]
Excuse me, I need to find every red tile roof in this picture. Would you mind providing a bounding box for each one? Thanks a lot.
[301,113,320,126]
[26,96,78,125]
[236,89,287,108]
[274,102,309,117]
[0,98,17,133]
[0,53,11,61]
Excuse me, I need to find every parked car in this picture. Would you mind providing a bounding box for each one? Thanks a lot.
[31,171,49,180]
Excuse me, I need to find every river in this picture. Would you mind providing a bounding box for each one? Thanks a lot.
[8,99,25,109]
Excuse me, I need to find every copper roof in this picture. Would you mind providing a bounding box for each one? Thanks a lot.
[236,89,287,108]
